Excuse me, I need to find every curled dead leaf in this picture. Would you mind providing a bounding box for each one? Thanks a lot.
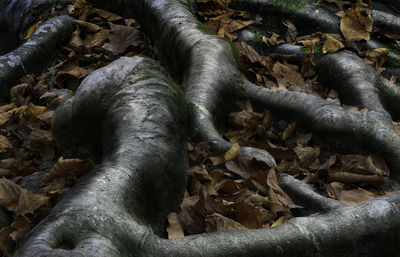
[41,157,95,185]
[205,213,248,232]
[0,178,49,216]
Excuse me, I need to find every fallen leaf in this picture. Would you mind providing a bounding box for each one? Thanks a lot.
[271,215,291,227]
[339,187,380,205]
[283,20,297,43]
[272,62,305,90]
[205,213,248,232]
[84,29,110,50]
[167,212,185,239]
[74,20,102,33]
[262,33,281,47]
[282,122,296,140]
[0,216,31,255]
[41,157,95,185]
[102,23,144,55]
[95,8,123,21]
[0,178,49,216]
[323,34,344,53]
[0,135,12,153]
[235,42,264,64]
[224,143,241,162]
[338,1,373,41]
[363,48,389,73]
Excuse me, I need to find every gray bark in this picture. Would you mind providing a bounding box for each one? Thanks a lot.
[0,0,398,256]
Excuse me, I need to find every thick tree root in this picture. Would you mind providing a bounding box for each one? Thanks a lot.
[110,0,277,168]
[16,56,189,256]
[0,15,74,101]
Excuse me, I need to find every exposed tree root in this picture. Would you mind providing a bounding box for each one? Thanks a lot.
[3,0,400,256]
[0,14,74,101]
[16,56,189,257]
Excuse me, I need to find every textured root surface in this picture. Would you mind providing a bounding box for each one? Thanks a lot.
[0,0,70,54]
[16,56,189,257]
[10,0,400,256]
[0,15,74,101]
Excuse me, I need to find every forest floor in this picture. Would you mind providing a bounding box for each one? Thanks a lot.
[0,0,398,255]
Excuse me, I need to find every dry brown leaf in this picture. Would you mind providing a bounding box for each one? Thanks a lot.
[218,19,254,40]
[235,42,264,64]
[55,66,91,87]
[228,202,275,229]
[272,62,305,90]
[296,33,323,47]
[282,122,296,140]
[0,216,31,255]
[302,49,316,77]
[69,29,84,49]
[262,33,281,47]
[338,1,373,42]
[36,111,54,125]
[84,29,110,49]
[29,131,55,161]
[167,212,185,239]
[180,191,200,211]
[283,20,297,43]
[95,8,123,21]
[0,178,49,216]
[293,146,319,167]
[41,157,95,184]
[74,20,102,33]
[339,187,380,205]
[0,135,12,153]
[228,109,263,129]
[323,34,344,53]
[205,213,248,232]
[363,48,389,73]
[102,23,144,55]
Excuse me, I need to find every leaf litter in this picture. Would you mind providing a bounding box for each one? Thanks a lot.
[0,0,150,254]
[0,0,397,252]
[165,0,395,239]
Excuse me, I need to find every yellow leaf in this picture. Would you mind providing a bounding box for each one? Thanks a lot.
[25,24,37,40]
[271,215,291,227]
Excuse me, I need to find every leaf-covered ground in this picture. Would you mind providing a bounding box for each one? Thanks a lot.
[0,0,398,254]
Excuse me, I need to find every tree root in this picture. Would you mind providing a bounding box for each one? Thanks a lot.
[16,56,189,256]
[10,0,400,255]
[0,15,74,101]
